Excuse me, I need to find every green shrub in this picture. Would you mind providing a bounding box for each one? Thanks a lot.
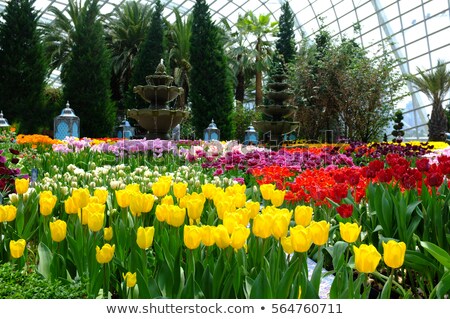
[0,263,87,299]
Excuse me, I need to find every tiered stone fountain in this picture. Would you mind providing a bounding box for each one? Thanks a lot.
[253,67,299,145]
[127,59,189,139]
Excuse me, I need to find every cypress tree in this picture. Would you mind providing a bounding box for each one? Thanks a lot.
[62,0,115,137]
[275,1,296,65]
[189,0,234,140]
[0,0,47,134]
[130,0,165,109]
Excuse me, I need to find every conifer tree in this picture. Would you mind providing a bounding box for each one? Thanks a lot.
[275,1,296,66]
[0,0,47,133]
[62,0,115,137]
[189,0,234,139]
[130,0,165,109]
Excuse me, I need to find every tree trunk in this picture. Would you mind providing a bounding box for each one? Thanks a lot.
[428,101,448,141]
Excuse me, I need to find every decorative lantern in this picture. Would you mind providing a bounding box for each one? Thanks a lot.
[0,111,10,128]
[244,124,258,145]
[116,117,135,138]
[204,119,220,141]
[54,102,80,140]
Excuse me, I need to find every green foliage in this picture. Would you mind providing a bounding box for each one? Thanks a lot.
[391,109,405,142]
[0,263,87,299]
[130,0,166,109]
[275,1,296,66]
[0,0,47,134]
[406,60,450,141]
[62,0,116,137]
[189,0,234,140]
[291,27,406,142]
[232,101,259,142]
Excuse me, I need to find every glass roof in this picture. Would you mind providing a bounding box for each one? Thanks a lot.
[1,0,450,140]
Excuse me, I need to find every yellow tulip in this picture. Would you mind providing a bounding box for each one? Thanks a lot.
[104,226,113,241]
[339,222,362,243]
[214,225,231,249]
[252,213,274,239]
[64,196,79,215]
[294,205,313,226]
[223,211,240,234]
[270,189,286,207]
[230,224,250,250]
[235,207,251,227]
[142,193,155,213]
[39,191,57,216]
[290,225,312,253]
[200,225,216,246]
[15,178,29,195]
[94,188,108,204]
[259,184,275,200]
[271,213,290,240]
[245,201,260,219]
[155,204,169,222]
[215,199,235,220]
[10,239,26,259]
[201,183,218,199]
[309,220,330,246]
[186,198,204,224]
[233,193,247,208]
[226,183,246,195]
[115,189,131,208]
[281,236,294,254]
[166,205,186,227]
[96,244,115,264]
[136,226,155,249]
[0,205,17,222]
[173,182,188,199]
[125,183,141,193]
[183,225,202,250]
[72,188,90,209]
[49,219,67,242]
[152,181,170,197]
[382,240,406,269]
[123,272,137,288]
[87,209,105,232]
[129,192,146,217]
[161,195,174,206]
[353,244,381,273]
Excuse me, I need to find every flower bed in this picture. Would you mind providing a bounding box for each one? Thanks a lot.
[0,132,449,299]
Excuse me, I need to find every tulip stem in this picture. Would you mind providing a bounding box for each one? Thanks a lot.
[373,270,406,297]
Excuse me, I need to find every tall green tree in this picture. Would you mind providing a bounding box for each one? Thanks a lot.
[275,1,296,66]
[105,1,153,105]
[167,9,193,108]
[0,0,47,134]
[130,0,165,109]
[189,0,234,139]
[407,60,450,141]
[41,0,97,76]
[236,12,278,107]
[62,0,115,137]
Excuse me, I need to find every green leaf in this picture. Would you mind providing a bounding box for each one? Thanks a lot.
[37,242,53,280]
[136,268,151,298]
[420,241,450,269]
[436,271,450,298]
[380,273,393,299]
[201,265,213,298]
[310,253,324,296]
[249,268,272,298]
[403,250,439,272]
[275,258,298,298]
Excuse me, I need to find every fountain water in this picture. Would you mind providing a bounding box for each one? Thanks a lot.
[127,59,189,139]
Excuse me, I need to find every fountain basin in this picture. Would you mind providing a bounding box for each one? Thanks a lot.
[257,104,298,120]
[133,85,184,108]
[127,108,189,139]
[265,90,295,104]
[253,120,299,142]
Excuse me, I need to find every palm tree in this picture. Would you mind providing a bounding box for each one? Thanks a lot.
[40,0,91,75]
[104,1,152,102]
[407,60,450,141]
[235,11,278,107]
[166,9,193,108]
